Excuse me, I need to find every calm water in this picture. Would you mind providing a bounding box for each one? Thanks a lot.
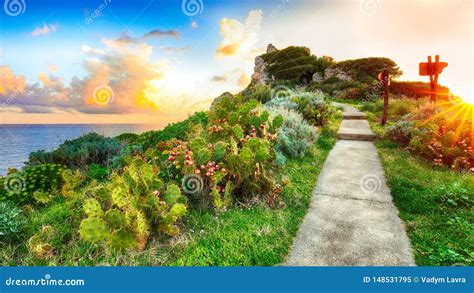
[0,124,166,175]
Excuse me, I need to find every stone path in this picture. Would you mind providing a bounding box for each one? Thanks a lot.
[285,103,415,266]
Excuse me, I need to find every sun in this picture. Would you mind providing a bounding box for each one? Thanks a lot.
[449,85,474,106]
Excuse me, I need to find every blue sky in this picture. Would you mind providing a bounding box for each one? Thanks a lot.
[0,0,472,123]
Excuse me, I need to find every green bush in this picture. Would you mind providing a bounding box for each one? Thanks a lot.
[0,201,26,241]
[390,81,449,99]
[241,84,272,103]
[0,164,65,204]
[259,46,332,82]
[27,133,122,169]
[332,57,403,82]
[135,112,208,150]
[268,108,317,162]
[79,157,187,250]
[88,164,109,181]
[265,90,332,126]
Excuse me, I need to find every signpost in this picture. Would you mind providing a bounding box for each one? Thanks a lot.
[378,70,390,126]
[419,55,448,103]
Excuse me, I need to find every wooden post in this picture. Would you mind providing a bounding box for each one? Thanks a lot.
[381,70,389,126]
[433,55,440,103]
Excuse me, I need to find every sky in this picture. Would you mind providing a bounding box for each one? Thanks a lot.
[0,0,472,124]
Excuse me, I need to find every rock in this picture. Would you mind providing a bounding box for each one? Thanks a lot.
[251,56,271,85]
[312,72,323,83]
[324,67,353,82]
[266,43,278,53]
[210,92,233,109]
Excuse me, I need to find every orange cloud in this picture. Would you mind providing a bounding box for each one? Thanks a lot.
[0,66,26,95]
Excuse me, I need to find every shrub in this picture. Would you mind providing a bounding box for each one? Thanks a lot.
[332,57,403,82]
[268,108,317,162]
[390,81,449,99]
[0,164,65,204]
[135,112,208,150]
[0,201,26,241]
[265,90,332,126]
[385,120,415,145]
[79,157,187,250]
[259,46,331,82]
[241,84,272,103]
[88,164,109,181]
[27,133,122,169]
[161,95,283,210]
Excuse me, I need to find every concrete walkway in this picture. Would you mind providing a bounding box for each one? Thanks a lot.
[285,104,415,266]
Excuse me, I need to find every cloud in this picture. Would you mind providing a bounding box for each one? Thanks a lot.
[216,9,263,59]
[237,73,250,87]
[0,66,27,96]
[143,29,180,39]
[162,45,191,54]
[191,21,199,29]
[0,32,207,115]
[211,75,227,82]
[31,23,60,37]
[112,29,180,46]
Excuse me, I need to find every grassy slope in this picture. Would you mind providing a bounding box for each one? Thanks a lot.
[0,117,340,266]
[376,139,473,266]
[352,98,473,266]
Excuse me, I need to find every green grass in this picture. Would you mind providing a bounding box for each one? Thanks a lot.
[0,118,340,266]
[375,139,473,266]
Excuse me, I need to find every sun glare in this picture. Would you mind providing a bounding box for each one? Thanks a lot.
[449,85,474,106]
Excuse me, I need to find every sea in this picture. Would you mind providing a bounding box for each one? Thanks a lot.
[0,124,166,175]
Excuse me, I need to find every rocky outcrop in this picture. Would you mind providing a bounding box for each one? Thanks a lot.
[251,56,271,85]
[251,44,279,85]
[312,72,323,83]
[324,67,353,82]
[266,43,278,53]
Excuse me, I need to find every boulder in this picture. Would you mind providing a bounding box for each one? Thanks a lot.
[324,67,353,82]
[266,43,278,53]
[312,72,324,83]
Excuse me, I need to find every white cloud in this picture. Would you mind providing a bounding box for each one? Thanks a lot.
[30,23,60,37]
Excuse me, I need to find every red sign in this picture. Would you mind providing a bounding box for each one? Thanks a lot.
[419,62,448,76]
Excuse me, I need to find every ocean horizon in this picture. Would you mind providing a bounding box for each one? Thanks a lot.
[0,123,167,175]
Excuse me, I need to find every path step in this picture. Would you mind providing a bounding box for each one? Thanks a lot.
[337,120,376,141]
[343,112,366,120]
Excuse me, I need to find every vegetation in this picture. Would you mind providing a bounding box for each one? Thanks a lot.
[376,140,473,266]
[260,46,334,82]
[0,47,471,267]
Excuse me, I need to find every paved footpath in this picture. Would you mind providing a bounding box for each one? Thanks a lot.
[285,103,415,266]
